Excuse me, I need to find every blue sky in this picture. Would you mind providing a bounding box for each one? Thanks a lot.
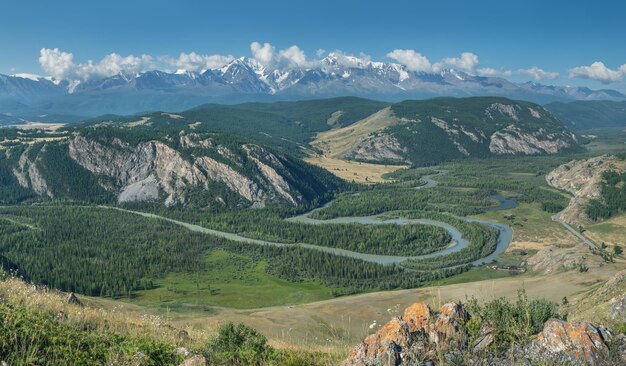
[2,0,625,91]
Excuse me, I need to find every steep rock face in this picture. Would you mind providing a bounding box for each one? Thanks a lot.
[546,155,626,226]
[351,132,409,163]
[12,146,53,198]
[69,135,205,205]
[194,156,263,204]
[489,125,577,154]
[243,145,300,205]
[4,131,345,207]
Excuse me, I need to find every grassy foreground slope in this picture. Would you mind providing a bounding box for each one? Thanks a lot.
[0,273,339,365]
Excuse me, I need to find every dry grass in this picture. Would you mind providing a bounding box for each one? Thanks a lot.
[304,155,407,184]
[9,122,66,131]
[310,107,399,159]
[586,213,626,246]
[472,203,577,252]
[159,259,625,353]
[127,117,151,127]
[188,121,202,129]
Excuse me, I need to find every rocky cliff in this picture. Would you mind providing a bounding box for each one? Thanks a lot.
[311,97,580,166]
[7,131,344,208]
[547,155,626,227]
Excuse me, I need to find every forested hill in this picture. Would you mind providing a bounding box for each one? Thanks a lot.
[312,97,582,166]
[545,100,626,131]
[83,96,389,155]
[0,128,346,208]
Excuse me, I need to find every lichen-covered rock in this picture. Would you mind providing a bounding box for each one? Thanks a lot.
[345,317,410,366]
[345,302,469,365]
[345,299,620,366]
[403,302,431,332]
[529,319,611,365]
[428,303,470,352]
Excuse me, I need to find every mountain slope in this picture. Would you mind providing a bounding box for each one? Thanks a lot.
[1,129,346,208]
[545,100,626,131]
[547,155,626,226]
[1,54,624,117]
[312,97,581,166]
[83,97,389,155]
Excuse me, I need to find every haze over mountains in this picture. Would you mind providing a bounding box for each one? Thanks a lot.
[1,53,625,119]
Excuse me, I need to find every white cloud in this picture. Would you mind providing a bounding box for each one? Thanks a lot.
[434,52,479,73]
[568,61,624,83]
[161,52,233,72]
[386,49,432,72]
[39,48,154,81]
[518,66,559,81]
[250,42,276,67]
[388,50,481,73]
[250,41,316,69]
[39,48,75,80]
[316,49,326,57]
[278,45,308,67]
[477,67,512,77]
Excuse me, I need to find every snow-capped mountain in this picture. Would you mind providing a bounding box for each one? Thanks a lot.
[1,54,624,118]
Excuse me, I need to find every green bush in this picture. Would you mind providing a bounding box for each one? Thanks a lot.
[0,303,181,365]
[206,322,271,365]
[466,289,561,347]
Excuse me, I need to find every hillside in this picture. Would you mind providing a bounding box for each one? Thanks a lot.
[547,155,626,227]
[83,97,389,155]
[545,100,626,131]
[312,97,581,166]
[0,128,346,208]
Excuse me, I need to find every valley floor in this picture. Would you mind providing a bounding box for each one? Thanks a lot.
[90,255,623,353]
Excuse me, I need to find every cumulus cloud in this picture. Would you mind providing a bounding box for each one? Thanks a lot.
[250,42,276,67]
[518,66,559,81]
[250,41,317,69]
[476,67,512,77]
[386,49,432,72]
[387,50,481,73]
[39,48,75,80]
[39,48,154,81]
[278,45,308,67]
[161,52,233,72]
[434,52,479,73]
[568,61,625,83]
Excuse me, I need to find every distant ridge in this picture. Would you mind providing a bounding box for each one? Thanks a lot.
[1,54,624,119]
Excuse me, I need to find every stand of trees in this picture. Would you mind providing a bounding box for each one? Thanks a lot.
[587,170,626,221]
[0,206,472,298]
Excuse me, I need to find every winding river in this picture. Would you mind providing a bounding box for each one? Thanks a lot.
[110,170,515,268]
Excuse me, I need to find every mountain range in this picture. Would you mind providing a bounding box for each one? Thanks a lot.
[1,54,625,119]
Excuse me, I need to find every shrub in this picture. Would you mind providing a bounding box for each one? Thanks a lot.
[206,322,271,365]
[466,289,561,348]
[0,302,180,365]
